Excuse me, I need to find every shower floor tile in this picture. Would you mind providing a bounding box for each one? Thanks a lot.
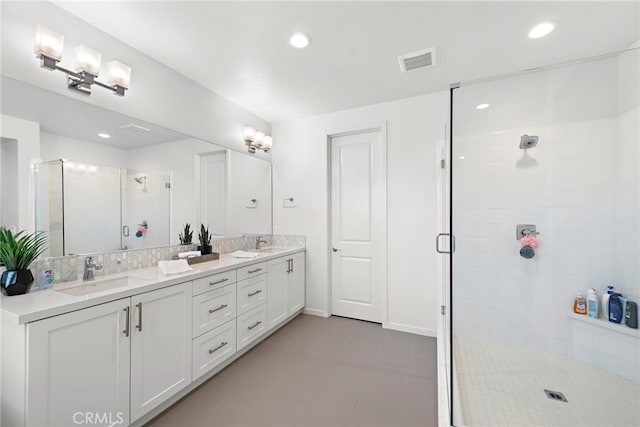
[455,336,640,426]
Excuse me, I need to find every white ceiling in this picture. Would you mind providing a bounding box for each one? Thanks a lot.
[54,1,639,123]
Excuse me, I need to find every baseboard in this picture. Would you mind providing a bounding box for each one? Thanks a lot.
[303,307,329,317]
[385,322,436,337]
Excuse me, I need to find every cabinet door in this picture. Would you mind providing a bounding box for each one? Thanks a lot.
[27,299,130,427]
[288,252,306,315]
[267,256,289,330]
[130,282,192,422]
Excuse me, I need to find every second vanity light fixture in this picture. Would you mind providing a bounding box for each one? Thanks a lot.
[243,126,273,154]
[33,25,132,97]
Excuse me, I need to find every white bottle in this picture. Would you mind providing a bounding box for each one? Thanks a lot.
[587,288,599,318]
[601,285,614,321]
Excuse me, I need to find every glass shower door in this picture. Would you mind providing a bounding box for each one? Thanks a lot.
[451,49,639,426]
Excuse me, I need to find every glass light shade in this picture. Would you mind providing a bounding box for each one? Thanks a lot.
[33,25,64,61]
[243,126,256,142]
[74,45,102,75]
[263,135,273,150]
[106,60,132,88]
[254,131,265,147]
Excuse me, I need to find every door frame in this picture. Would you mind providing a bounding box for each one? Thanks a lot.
[326,122,388,328]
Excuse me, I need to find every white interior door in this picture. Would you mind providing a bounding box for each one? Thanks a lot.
[199,152,227,238]
[330,128,386,323]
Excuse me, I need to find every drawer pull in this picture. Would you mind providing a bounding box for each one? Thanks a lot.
[209,341,228,354]
[210,278,229,286]
[209,304,228,314]
[248,320,262,330]
[136,302,142,332]
[248,289,263,297]
[248,268,262,274]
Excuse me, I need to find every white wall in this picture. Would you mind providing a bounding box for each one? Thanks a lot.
[1,1,270,158]
[451,52,639,359]
[0,115,40,232]
[272,91,446,335]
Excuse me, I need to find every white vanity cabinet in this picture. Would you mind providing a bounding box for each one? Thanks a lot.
[130,282,192,422]
[22,282,192,426]
[267,252,306,330]
[26,298,131,427]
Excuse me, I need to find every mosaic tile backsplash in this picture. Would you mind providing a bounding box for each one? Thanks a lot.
[28,234,305,285]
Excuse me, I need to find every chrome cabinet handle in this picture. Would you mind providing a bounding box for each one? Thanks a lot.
[248,320,262,330]
[210,278,229,286]
[209,341,228,354]
[209,304,228,314]
[290,258,293,273]
[136,302,142,331]
[248,268,262,274]
[436,233,455,254]
[123,306,130,337]
[248,289,262,297]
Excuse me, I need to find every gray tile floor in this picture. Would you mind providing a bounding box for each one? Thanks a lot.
[149,314,437,427]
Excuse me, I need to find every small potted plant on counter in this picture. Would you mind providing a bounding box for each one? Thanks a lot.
[179,223,193,246]
[198,224,212,255]
[0,227,47,296]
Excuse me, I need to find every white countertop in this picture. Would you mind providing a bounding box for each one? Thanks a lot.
[0,247,305,325]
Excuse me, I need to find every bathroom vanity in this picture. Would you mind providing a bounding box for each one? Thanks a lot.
[0,248,305,427]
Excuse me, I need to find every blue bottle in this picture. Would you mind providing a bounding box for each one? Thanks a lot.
[609,293,623,323]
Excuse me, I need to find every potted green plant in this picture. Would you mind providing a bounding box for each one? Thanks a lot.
[0,228,47,296]
[179,223,193,245]
[197,224,212,255]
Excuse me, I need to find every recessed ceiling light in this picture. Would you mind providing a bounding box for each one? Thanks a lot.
[529,21,556,39]
[459,156,466,160]
[476,103,490,110]
[98,133,111,138]
[289,32,311,49]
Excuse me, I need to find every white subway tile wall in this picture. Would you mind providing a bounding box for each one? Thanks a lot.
[452,52,639,379]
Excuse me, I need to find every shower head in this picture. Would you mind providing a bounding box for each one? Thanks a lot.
[134,176,146,184]
[520,135,538,149]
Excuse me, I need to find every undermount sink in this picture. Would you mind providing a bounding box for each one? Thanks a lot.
[256,247,289,253]
[57,276,150,296]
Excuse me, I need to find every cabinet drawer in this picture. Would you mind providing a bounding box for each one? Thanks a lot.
[237,274,267,315]
[193,269,237,296]
[192,283,236,338]
[236,304,267,351]
[237,262,267,281]
[192,320,236,381]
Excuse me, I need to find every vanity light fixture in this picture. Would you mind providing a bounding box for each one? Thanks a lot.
[243,126,272,154]
[33,25,132,97]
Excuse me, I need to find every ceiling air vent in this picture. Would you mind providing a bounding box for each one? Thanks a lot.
[120,124,151,132]
[398,48,436,73]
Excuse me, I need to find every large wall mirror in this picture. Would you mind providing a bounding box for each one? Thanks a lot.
[1,77,272,256]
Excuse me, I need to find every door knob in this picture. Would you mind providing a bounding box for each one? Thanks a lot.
[332,247,341,252]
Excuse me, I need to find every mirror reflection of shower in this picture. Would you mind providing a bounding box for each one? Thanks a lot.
[517,134,538,168]
[134,175,148,192]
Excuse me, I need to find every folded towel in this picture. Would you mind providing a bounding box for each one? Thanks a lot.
[230,250,260,259]
[158,260,193,275]
[178,250,201,259]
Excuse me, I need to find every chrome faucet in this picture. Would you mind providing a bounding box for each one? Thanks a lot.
[83,256,102,281]
[255,236,268,250]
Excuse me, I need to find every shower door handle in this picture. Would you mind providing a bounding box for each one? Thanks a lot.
[436,233,454,254]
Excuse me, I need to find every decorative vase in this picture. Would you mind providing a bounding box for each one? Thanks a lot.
[198,245,213,255]
[1,269,35,296]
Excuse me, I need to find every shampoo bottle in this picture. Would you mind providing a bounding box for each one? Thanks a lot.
[574,294,587,315]
[602,285,614,321]
[626,301,638,329]
[609,293,623,323]
[587,288,599,318]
